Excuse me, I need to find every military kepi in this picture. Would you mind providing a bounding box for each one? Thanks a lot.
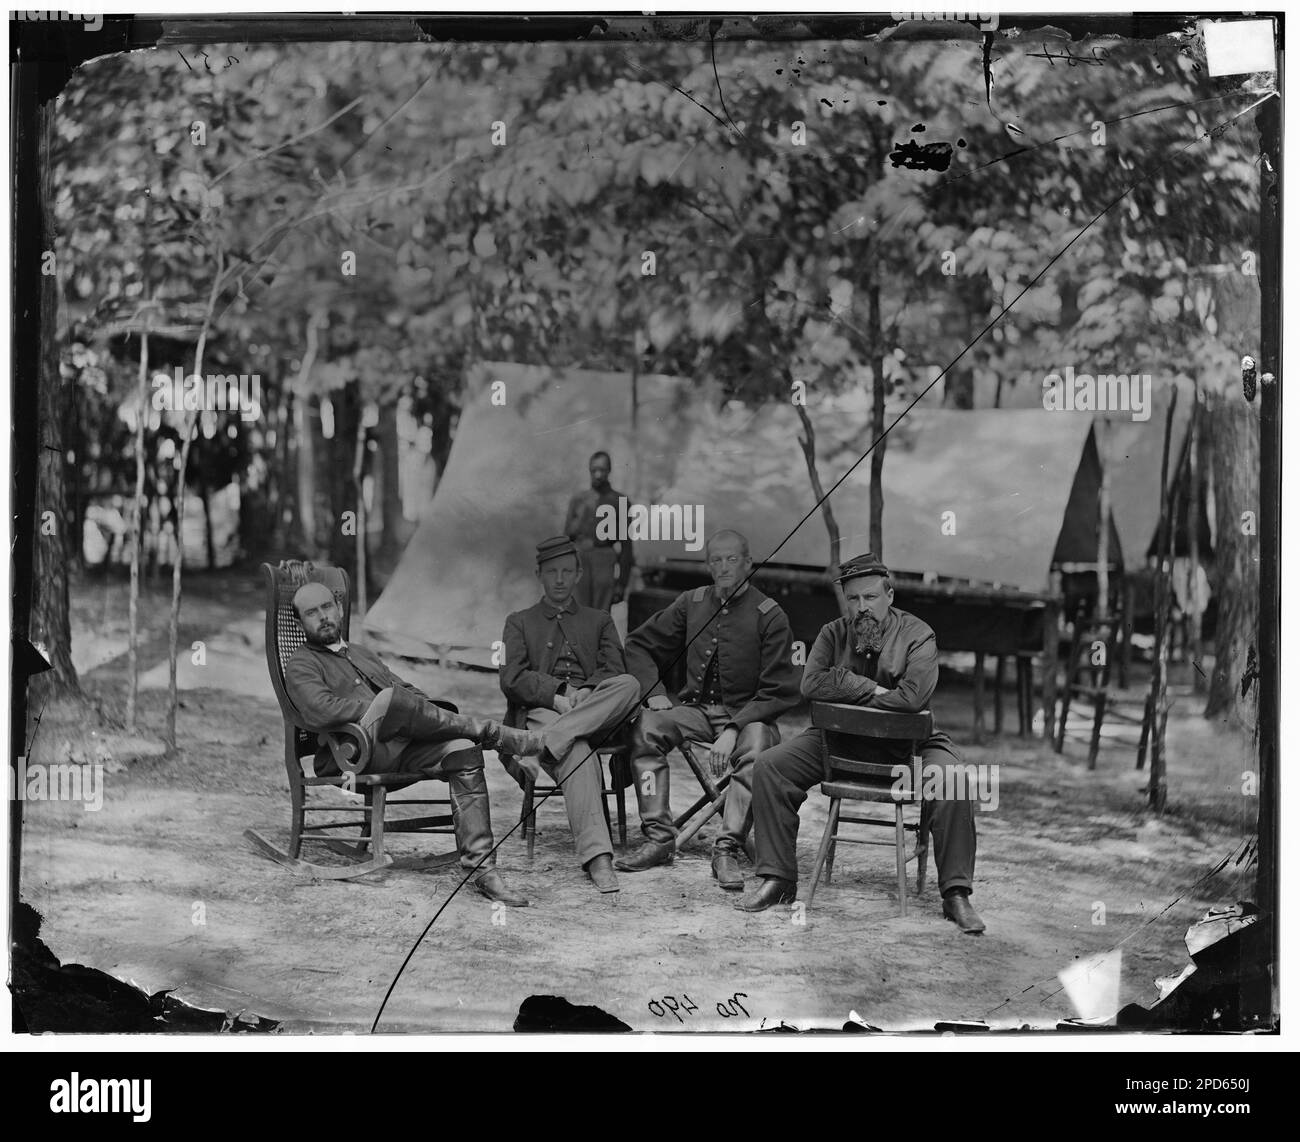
[834,552,890,583]
[536,535,579,567]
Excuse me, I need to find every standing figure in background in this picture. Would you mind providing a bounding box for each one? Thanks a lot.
[563,450,634,612]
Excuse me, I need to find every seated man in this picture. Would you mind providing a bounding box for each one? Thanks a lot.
[285,581,551,908]
[500,537,643,895]
[740,553,985,933]
[617,529,800,889]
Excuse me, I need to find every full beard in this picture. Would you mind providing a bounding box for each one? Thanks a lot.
[852,613,885,656]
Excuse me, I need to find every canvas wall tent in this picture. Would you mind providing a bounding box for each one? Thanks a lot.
[1096,377,1211,571]
[635,399,1119,593]
[365,363,1154,668]
[364,362,695,666]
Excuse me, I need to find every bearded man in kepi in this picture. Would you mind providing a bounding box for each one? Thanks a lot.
[739,553,984,933]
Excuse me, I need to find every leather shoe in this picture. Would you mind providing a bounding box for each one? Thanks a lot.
[735,876,797,912]
[942,892,985,933]
[584,854,620,894]
[614,840,674,872]
[474,869,529,908]
[711,850,744,891]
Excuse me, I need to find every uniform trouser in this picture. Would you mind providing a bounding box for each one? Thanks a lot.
[343,687,497,874]
[523,674,643,866]
[750,727,977,894]
[631,704,781,850]
[575,546,618,611]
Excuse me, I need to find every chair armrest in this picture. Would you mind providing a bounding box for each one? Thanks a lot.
[809,701,933,740]
[323,723,372,775]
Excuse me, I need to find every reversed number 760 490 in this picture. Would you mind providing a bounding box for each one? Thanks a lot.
[647,993,749,1023]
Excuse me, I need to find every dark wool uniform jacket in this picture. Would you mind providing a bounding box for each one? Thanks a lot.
[285,641,438,770]
[625,584,799,730]
[801,607,938,711]
[801,607,956,757]
[500,598,628,714]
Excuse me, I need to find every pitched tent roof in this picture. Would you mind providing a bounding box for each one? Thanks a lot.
[1095,377,1199,571]
[636,399,1112,591]
[364,361,695,665]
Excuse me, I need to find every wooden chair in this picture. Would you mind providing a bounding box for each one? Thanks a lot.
[499,709,631,861]
[673,741,758,855]
[806,702,932,916]
[256,560,457,875]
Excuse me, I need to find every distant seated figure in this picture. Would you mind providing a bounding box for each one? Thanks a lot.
[739,553,984,934]
[499,536,643,895]
[284,581,550,908]
[563,449,634,611]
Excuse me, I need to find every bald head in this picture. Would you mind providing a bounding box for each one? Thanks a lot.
[293,582,343,646]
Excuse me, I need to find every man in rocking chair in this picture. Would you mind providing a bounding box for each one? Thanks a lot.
[286,581,552,908]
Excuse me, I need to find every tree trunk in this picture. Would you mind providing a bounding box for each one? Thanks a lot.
[792,398,850,621]
[1145,392,1181,813]
[1186,389,1206,692]
[201,480,215,569]
[352,390,369,617]
[325,388,359,570]
[126,329,149,730]
[294,310,327,556]
[166,247,223,750]
[376,399,403,561]
[868,277,886,560]
[1204,389,1259,723]
[31,99,80,701]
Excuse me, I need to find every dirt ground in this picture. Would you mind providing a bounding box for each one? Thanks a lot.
[16,568,1259,1034]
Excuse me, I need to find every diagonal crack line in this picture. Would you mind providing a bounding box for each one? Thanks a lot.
[370,89,1273,1038]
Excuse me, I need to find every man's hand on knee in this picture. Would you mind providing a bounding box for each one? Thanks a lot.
[709,727,739,778]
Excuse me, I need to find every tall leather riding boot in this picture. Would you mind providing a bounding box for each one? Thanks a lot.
[628,751,675,844]
[716,764,753,852]
[445,761,496,872]
[613,722,676,872]
[367,687,544,756]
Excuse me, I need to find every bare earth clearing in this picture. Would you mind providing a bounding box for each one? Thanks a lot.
[18,570,1256,1034]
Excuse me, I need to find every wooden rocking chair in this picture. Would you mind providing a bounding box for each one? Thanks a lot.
[248,560,458,879]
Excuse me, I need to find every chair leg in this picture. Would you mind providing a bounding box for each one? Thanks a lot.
[521,775,536,863]
[600,786,613,837]
[615,784,628,850]
[916,804,930,896]
[1087,693,1106,770]
[895,803,907,918]
[824,799,841,883]
[369,786,387,860]
[1016,658,1031,737]
[357,787,374,854]
[289,779,305,859]
[807,797,840,909]
[993,655,1005,735]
